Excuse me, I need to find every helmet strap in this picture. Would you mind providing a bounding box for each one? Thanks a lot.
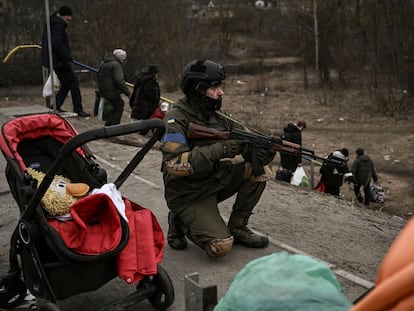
[204,95,222,112]
[195,81,208,95]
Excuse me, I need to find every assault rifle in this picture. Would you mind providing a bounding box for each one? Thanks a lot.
[187,122,341,175]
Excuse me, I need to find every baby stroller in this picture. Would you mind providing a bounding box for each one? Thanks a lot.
[0,113,174,310]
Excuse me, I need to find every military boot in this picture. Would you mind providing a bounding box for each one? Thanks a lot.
[167,211,187,250]
[228,214,269,248]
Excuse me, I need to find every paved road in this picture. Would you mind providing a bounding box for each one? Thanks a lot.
[0,108,403,310]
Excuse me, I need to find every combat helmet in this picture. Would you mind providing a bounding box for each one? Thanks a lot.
[180,59,226,94]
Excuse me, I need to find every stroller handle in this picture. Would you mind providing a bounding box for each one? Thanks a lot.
[60,119,165,159]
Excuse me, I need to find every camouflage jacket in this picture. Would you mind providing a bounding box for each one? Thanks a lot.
[160,97,242,208]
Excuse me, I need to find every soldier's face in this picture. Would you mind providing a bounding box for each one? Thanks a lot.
[205,86,224,99]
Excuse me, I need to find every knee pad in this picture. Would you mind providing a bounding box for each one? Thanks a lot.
[205,236,234,258]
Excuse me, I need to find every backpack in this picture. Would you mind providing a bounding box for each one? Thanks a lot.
[320,160,333,178]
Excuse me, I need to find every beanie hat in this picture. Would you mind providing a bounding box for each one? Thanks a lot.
[356,148,364,156]
[297,120,307,129]
[58,6,72,16]
[113,49,127,60]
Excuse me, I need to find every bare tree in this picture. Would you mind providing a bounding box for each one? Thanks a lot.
[0,0,412,118]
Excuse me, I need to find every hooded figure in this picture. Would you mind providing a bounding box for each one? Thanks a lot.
[129,65,161,122]
[351,148,378,205]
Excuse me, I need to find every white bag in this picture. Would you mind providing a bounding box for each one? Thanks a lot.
[97,97,105,120]
[42,71,60,97]
[290,166,308,188]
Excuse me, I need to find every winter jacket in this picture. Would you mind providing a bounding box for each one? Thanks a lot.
[320,151,350,189]
[97,53,131,100]
[280,123,302,171]
[130,73,160,120]
[41,13,72,70]
[160,97,243,209]
[351,154,378,185]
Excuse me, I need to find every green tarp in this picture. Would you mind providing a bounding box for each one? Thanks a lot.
[214,252,352,311]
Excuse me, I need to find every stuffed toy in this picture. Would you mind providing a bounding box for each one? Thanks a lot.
[27,167,89,216]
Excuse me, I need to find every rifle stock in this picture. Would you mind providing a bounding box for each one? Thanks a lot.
[187,123,231,140]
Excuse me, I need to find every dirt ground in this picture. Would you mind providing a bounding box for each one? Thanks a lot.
[0,69,412,309]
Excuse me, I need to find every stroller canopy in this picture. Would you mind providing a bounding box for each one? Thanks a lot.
[0,114,86,170]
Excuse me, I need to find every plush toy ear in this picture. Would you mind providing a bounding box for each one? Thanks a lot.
[66,183,90,197]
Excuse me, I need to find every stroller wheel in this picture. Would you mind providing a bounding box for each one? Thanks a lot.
[137,265,174,310]
[0,275,27,309]
[38,302,61,311]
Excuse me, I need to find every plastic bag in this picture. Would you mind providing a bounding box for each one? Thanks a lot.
[93,91,100,116]
[315,181,327,193]
[290,166,308,187]
[97,97,113,121]
[370,183,386,203]
[42,71,60,97]
[214,252,352,311]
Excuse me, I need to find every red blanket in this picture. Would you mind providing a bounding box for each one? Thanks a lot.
[48,195,165,284]
[118,199,165,283]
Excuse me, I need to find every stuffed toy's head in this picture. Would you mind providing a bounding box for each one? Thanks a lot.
[27,168,89,216]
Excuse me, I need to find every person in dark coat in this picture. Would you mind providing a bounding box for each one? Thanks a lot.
[97,49,131,126]
[319,148,351,196]
[41,6,89,117]
[130,65,161,121]
[351,148,379,205]
[277,120,306,182]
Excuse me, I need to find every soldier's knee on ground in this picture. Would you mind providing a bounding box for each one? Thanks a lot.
[205,236,234,258]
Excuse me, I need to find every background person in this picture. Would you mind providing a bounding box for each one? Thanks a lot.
[160,59,275,258]
[277,120,306,182]
[41,5,90,117]
[318,148,351,196]
[130,65,161,121]
[97,49,131,126]
[351,148,379,205]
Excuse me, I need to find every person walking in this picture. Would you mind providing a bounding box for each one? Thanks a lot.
[160,59,275,258]
[351,148,379,205]
[277,120,306,182]
[97,49,131,126]
[41,6,90,117]
[318,148,351,196]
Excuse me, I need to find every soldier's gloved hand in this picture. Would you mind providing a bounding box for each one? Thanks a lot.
[242,145,276,165]
[220,140,243,158]
[257,148,276,165]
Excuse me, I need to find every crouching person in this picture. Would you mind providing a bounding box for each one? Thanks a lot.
[160,60,275,258]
